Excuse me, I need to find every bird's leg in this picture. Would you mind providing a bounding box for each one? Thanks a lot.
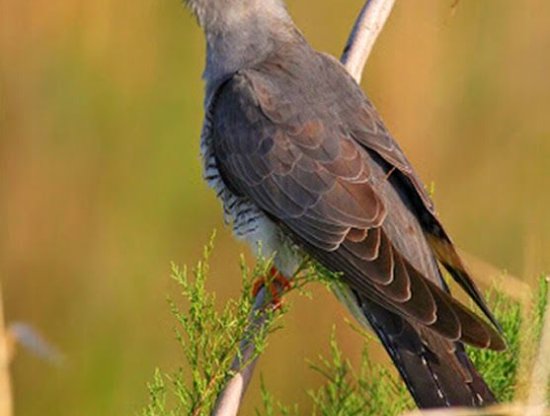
[252,266,292,309]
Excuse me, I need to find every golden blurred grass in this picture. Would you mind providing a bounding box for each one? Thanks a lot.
[0,0,549,414]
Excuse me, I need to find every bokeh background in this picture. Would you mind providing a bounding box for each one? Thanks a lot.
[1,0,549,414]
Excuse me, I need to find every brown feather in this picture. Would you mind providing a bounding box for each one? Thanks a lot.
[210,42,505,380]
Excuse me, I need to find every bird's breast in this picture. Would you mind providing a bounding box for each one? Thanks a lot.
[200,114,303,278]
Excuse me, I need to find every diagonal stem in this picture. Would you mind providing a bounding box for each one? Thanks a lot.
[0,282,13,416]
[212,288,268,415]
[341,0,396,83]
[212,1,396,415]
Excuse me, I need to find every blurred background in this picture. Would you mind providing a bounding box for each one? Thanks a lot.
[1,0,549,414]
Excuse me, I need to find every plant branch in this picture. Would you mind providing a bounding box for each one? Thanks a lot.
[211,1,396,415]
[341,0,396,83]
[527,275,550,414]
[212,288,267,415]
[0,283,13,416]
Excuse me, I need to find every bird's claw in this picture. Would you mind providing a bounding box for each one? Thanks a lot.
[252,266,292,309]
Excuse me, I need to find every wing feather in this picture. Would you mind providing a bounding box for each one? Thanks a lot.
[209,49,504,350]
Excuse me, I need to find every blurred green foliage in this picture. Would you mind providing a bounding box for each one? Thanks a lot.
[1,0,550,414]
[142,242,548,415]
[466,277,548,403]
[141,236,280,416]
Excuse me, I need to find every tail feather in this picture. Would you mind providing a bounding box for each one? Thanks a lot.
[361,298,497,408]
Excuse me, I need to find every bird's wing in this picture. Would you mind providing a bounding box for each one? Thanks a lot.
[210,53,504,350]
[318,53,502,334]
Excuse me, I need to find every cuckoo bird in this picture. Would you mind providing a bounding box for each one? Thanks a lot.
[185,0,505,408]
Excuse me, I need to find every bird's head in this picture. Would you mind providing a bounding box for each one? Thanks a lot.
[184,0,291,33]
[184,0,297,84]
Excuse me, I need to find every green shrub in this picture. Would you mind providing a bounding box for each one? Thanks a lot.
[142,238,548,415]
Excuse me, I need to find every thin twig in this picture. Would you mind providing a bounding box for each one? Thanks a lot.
[341,0,397,83]
[527,275,550,415]
[211,1,396,415]
[212,289,268,415]
[0,283,13,416]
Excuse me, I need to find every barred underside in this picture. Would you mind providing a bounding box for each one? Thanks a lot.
[200,106,304,277]
[201,108,262,238]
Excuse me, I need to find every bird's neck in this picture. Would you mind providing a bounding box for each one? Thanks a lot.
[200,1,299,91]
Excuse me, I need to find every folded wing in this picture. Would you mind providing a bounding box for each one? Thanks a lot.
[210,50,504,351]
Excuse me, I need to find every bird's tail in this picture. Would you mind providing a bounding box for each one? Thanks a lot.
[361,298,496,408]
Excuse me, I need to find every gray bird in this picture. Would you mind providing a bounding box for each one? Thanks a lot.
[185,0,505,408]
